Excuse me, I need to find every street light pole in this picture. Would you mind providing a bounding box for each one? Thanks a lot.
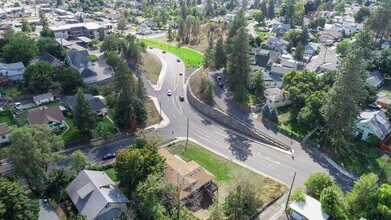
[285,172,296,216]
[186,117,189,150]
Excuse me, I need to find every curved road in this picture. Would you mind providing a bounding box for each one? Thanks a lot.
[134,48,353,189]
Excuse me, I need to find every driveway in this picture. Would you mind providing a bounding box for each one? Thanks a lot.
[306,34,339,71]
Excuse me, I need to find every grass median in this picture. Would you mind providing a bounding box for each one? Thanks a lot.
[140,39,204,68]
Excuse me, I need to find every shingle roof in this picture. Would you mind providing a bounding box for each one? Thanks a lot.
[158,148,215,200]
[80,67,97,78]
[255,54,270,68]
[289,195,330,220]
[40,52,57,64]
[0,123,9,136]
[66,170,129,220]
[66,49,90,69]
[33,92,54,103]
[27,106,64,125]
[62,94,106,112]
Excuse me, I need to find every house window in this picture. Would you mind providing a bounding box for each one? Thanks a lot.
[205,181,211,187]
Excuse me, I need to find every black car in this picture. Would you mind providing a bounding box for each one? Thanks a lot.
[219,82,224,88]
[217,76,222,81]
[162,50,166,54]
[149,46,153,49]
[177,59,180,62]
[179,96,185,101]
[103,153,116,160]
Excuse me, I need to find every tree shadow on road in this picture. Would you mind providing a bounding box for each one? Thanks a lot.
[225,131,252,161]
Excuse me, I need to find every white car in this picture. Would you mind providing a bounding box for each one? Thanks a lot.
[14,102,23,110]
[167,90,172,96]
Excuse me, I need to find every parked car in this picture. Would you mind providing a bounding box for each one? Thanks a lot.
[368,103,382,110]
[179,96,184,101]
[167,90,172,96]
[103,153,116,160]
[217,76,222,81]
[14,102,23,110]
[149,46,153,49]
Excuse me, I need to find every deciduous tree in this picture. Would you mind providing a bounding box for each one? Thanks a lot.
[69,150,90,173]
[45,167,75,203]
[290,186,306,203]
[304,172,334,200]
[0,178,39,220]
[9,125,63,191]
[3,32,38,65]
[320,185,349,220]
[23,61,53,93]
[40,26,55,38]
[37,37,66,59]
[55,67,84,94]
[253,10,264,24]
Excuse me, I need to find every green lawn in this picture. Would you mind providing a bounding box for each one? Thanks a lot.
[329,140,391,184]
[167,141,287,201]
[62,118,85,144]
[0,110,15,125]
[256,30,269,36]
[105,168,117,182]
[140,39,204,68]
[0,86,29,100]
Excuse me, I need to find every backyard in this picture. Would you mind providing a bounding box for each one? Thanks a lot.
[0,109,15,125]
[167,141,287,201]
[140,39,204,68]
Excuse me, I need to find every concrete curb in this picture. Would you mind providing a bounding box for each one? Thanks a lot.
[145,96,170,130]
[320,152,358,180]
[152,51,167,91]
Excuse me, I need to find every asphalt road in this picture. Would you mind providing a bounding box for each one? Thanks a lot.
[65,48,352,190]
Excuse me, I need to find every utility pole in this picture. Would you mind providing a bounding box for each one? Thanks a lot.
[285,172,296,215]
[186,117,189,150]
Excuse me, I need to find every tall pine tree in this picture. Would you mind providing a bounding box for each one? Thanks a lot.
[214,37,226,69]
[321,50,368,147]
[268,0,275,19]
[261,0,268,19]
[227,27,250,102]
[73,89,97,135]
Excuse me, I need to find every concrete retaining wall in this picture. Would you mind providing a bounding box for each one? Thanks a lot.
[186,83,290,150]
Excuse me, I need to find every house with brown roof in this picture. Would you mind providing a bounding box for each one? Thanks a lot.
[27,106,65,131]
[158,148,218,200]
[0,122,10,144]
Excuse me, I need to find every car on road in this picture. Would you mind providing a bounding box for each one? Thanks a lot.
[217,76,222,81]
[179,96,184,101]
[162,50,166,54]
[103,153,116,160]
[219,82,224,88]
[149,46,153,49]
[167,90,172,96]
[177,59,180,62]
[368,103,382,110]
[179,71,183,76]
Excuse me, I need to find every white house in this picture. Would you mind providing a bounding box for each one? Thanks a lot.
[66,170,130,220]
[264,88,292,108]
[289,195,330,220]
[33,93,54,105]
[225,13,235,22]
[356,110,391,141]
[0,123,10,144]
[0,62,26,81]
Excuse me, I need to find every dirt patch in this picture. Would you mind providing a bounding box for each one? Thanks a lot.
[139,52,162,85]
[145,97,161,127]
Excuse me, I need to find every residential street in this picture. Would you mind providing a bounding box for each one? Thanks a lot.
[306,34,339,71]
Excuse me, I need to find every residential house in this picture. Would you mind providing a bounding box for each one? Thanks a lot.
[138,27,153,35]
[33,93,54,105]
[62,94,108,116]
[305,42,319,56]
[289,195,330,220]
[271,23,291,37]
[366,70,384,88]
[377,39,391,51]
[27,106,65,131]
[318,29,341,45]
[316,63,338,73]
[65,49,98,83]
[356,110,391,141]
[270,65,292,78]
[0,123,10,144]
[66,170,130,220]
[376,92,391,109]
[264,88,292,108]
[49,22,107,40]
[158,148,218,200]
[40,52,64,68]
[225,13,235,22]
[254,53,271,69]
[265,37,288,52]
[0,62,26,81]
[263,72,283,89]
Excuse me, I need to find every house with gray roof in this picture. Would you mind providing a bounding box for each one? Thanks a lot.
[0,62,26,81]
[356,110,391,141]
[40,52,64,68]
[62,94,107,115]
[65,49,98,84]
[66,170,130,220]
[33,92,54,105]
[366,70,384,88]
